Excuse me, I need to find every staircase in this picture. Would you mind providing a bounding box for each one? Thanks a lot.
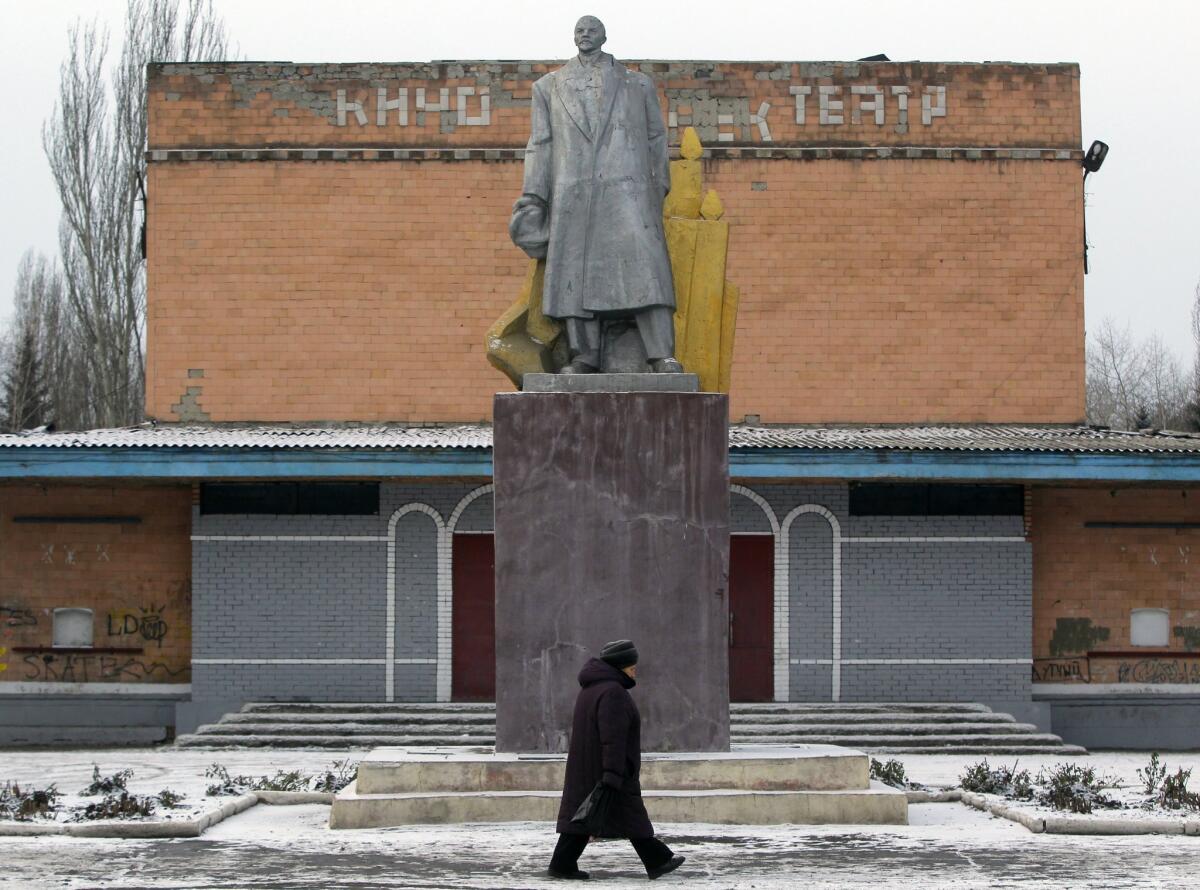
[175,703,495,748]
[175,701,1084,754]
[731,703,1085,754]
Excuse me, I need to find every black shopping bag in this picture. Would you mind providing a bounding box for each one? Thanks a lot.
[569,782,615,836]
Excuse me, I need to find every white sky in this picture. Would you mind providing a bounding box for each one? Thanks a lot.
[2,0,1198,361]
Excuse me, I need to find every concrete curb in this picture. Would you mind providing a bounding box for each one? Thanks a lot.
[0,789,338,839]
[947,790,1200,836]
[0,793,259,839]
[905,789,961,803]
[255,790,336,805]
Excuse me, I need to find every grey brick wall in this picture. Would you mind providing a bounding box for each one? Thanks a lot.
[191,663,386,704]
[189,477,1033,711]
[393,510,439,661]
[735,481,1032,705]
[841,664,1029,701]
[841,540,1031,661]
[191,481,492,709]
[193,540,385,660]
[790,511,835,667]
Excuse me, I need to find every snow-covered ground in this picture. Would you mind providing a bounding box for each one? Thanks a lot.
[2,747,1198,888]
[0,748,359,822]
[890,751,1200,821]
[1,803,1197,888]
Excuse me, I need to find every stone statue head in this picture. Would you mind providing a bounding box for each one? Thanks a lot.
[574,16,607,55]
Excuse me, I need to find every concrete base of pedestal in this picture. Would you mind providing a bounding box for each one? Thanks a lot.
[328,745,908,829]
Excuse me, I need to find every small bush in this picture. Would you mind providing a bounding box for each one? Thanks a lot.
[1137,753,1167,796]
[1157,767,1200,811]
[0,782,62,821]
[1038,763,1121,814]
[869,758,909,789]
[959,759,1033,800]
[206,763,314,795]
[83,766,133,796]
[205,764,253,796]
[72,792,156,821]
[312,760,358,794]
[157,789,186,809]
[254,770,309,792]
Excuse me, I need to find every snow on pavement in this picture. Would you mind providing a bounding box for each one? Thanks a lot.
[2,747,1199,888]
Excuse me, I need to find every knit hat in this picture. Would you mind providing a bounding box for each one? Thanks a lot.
[600,639,638,669]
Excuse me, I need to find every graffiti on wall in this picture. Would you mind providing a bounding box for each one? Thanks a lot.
[1115,659,1200,685]
[21,653,186,683]
[1,606,37,628]
[106,605,168,648]
[1032,658,1089,683]
[39,543,110,565]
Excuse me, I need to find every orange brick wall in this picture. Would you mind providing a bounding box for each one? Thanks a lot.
[148,61,1081,149]
[1031,486,1200,685]
[145,61,1085,424]
[0,484,192,684]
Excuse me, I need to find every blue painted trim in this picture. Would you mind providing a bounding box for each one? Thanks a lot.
[730,449,1200,482]
[1,446,1199,482]
[0,448,493,479]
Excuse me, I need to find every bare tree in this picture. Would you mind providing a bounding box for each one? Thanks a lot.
[1186,282,1200,431]
[42,0,228,428]
[2,252,66,430]
[1086,318,1147,429]
[1086,315,1195,431]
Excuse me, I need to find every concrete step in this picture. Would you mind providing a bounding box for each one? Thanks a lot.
[868,744,1088,755]
[734,733,1073,748]
[733,721,1040,736]
[176,702,1083,754]
[355,745,869,794]
[0,726,170,748]
[235,705,497,715]
[330,781,908,829]
[202,721,493,736]
[730,703,992,714]
[220,711,495,726]
[174,733,494,748]
[731,712,1017,726]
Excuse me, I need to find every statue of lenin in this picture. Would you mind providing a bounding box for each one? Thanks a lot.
[509,16,684,375]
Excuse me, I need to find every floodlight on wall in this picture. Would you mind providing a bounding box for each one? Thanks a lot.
[1082,140,1109,173]
[1081,139,1110,274]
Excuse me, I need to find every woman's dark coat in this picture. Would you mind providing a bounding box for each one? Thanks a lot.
[556,657,653,839]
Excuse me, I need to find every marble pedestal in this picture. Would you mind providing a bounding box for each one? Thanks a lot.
[492,388,730,753]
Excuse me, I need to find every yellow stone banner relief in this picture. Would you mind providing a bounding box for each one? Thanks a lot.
[486,128,739,392]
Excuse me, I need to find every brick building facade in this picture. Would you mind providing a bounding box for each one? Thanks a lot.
[1,58,1197,748]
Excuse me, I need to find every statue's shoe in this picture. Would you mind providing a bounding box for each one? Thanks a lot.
[559,360,599,374]
[650,358,684,373]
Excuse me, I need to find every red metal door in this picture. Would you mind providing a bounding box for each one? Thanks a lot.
[729,534,774,702]
[452,533,496,701]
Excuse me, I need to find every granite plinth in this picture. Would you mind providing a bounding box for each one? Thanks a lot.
[522,372,699,392]
[328,744,909,829]
[493,391,730,753]
[354,745,869,794]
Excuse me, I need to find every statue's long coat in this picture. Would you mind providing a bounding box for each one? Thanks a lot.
[522,54,675,320]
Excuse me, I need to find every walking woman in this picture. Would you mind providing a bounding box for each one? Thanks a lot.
[547,640,686,881]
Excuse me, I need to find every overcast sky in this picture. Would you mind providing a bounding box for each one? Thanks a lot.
[2,0,1198,362]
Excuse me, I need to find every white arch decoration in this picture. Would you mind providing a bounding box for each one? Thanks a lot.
[779,504,842,701]
[730,485,787,701]
[386,503,446,702]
